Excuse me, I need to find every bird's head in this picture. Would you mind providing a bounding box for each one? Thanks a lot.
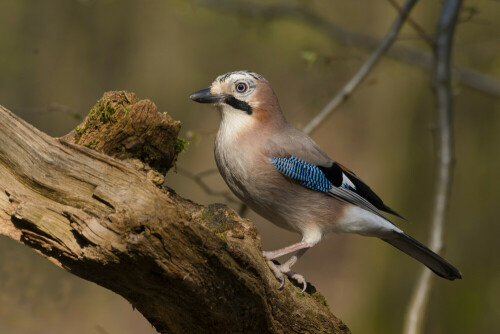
[190,71,284,125]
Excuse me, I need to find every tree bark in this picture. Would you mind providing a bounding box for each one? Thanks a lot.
[0,92,349,334]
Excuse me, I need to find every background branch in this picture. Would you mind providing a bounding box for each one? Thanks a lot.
[302,0,419,135]
[386,0,435,47]
[176,166,248,215]
[176,167,239,204]
[198,0,500,97]
[403,1,462,333]
[13,103,82,120]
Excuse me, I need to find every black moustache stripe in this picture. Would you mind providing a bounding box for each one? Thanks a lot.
[225,96,253,115]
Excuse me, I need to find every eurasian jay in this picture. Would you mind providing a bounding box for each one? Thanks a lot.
[190,70,461,292]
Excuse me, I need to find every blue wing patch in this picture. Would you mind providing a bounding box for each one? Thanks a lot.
[270,156,332,193]
[272,156,405,221]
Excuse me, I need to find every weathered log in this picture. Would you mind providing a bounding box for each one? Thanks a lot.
[0,92,349,333]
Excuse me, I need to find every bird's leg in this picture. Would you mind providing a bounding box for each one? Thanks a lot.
[278,248,310,293]
[278,248,308,273]
[263,242,311,292]
[262,240,309,260]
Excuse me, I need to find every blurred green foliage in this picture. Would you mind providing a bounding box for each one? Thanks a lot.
[0,0,499,333]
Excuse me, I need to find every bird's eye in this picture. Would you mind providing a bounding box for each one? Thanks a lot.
[235,82,248,93]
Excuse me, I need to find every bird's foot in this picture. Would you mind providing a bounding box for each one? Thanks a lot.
[265,260,308,294]
[266,260,286,289]
[287,271,307,294]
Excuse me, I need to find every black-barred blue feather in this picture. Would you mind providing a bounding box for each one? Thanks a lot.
[270,156,332,193]
[271,156,396,222]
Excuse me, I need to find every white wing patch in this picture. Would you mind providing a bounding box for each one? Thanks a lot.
[342,173,356,190]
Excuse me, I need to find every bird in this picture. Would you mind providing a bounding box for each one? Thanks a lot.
[189,70,462,292]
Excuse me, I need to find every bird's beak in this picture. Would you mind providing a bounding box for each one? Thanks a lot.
[189,88,228,104]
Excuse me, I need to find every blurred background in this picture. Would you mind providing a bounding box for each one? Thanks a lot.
[0,0,499,333]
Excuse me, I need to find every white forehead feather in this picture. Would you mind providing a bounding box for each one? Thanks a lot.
[214,70,267,84]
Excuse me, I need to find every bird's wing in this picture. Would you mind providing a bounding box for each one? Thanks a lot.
[266,127,405,221]
[319,162,406,220]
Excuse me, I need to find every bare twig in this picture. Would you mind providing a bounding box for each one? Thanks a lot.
[14,103,82,120]
[403,1,462,333]
[176,166,249,215]
[386,0,435,47]
[198,0,500,97]
[302,0,420,135]
[176,166,239,204]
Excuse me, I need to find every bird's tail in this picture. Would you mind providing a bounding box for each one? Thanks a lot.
[382,231,462,280]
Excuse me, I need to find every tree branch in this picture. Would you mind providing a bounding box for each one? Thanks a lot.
[0,92,349,334]
[198,0,500,98]
[302,0,420,135]
[386,0,435,47]
[403,1,462,333]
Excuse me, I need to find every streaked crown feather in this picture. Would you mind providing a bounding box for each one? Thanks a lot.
[215,70,267,84]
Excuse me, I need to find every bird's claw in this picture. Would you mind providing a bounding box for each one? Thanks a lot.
[265,260,307,293]
[278,275,285,290]
[289,272,307,294]
[266,260,285,289]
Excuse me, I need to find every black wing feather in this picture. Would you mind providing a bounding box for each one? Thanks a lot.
[318,162,406,220]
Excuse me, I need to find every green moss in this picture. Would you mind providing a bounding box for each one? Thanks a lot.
[74,125,84,143]
[175,138,189,154]
[123,93,132,104]
[83,140,97,149]
[74,92,134,144]
[88,98,117,124]
[216,232,226,239]
[319,294,330,309]
[124,105,132,115]
[296,291,306,298]
[312,292,330,311]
